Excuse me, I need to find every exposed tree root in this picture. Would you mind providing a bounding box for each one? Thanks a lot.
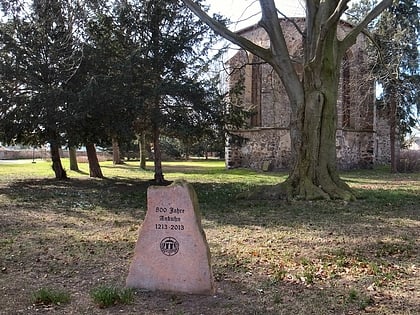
[237,179,355,201]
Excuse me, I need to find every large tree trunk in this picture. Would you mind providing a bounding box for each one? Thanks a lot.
[138,133,147,170]
[69,146,79,171]
[86,142,104,178]
[286,75,353,200]
[285,32,354,200]
[249,68,353,200]
[244,15,354,200]
[244,7,353,200]
[50,140,67,180]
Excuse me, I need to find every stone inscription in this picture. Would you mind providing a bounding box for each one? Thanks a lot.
[155,206,185,231]
[126,180,215,294]
[155,206,185,254]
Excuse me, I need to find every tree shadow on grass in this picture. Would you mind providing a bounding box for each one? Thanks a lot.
[0,177,151,213]
[1,225,416,315]
[0,174,417,256]
[0,176,418,224]
[100,161,228,175]
[1,176,418,314]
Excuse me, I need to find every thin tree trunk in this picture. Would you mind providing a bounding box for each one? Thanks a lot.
[69,146,79,171]
[86,142,104,178]
[112,137,123,165]
[50,140,67,180]
[152,124,165,184]
[389,91,398,173]
[138,133,146,170]
[185,143,190,160]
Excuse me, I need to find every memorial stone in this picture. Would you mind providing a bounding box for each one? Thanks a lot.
[126,180,214,294]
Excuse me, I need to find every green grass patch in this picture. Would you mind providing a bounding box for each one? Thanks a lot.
[347,288,374,310]
[90,285,134,308]
[31,287,71,306]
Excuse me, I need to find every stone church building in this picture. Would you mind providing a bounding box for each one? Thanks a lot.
[225,18,393,171]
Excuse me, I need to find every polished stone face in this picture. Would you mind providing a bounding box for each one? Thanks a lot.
[126,181,214,295]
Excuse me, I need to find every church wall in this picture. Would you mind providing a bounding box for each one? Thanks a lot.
[227,128,377,171]
[227,128,292,170]
[225,19,392,171]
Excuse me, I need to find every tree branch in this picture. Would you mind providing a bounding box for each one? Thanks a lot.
[325,0,351,31]
[258,0,303,102]
[339,0,392,53]
[183,0,303,107]
[313,0,350,63]
[181,0,272,62]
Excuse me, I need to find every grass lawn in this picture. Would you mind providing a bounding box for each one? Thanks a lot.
[0,159,419,314]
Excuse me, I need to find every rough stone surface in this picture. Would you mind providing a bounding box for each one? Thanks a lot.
[126,181,214,295]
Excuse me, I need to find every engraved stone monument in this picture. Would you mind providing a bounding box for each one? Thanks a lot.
[126,180,214,294]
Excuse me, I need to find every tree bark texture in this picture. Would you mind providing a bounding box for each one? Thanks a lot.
[284,23,353,200]
[86,142,104,178]
[69,146,79,171]
[287,60,352,200]
[112,137,123,165]
[152,124,165,184]
[389,91,398,173]
[138,133,147,170]
[50,140,68,180]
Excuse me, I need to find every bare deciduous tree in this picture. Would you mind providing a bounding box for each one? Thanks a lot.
[183,0,392,200]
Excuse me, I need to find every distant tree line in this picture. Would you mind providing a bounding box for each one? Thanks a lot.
[0,0,246,181]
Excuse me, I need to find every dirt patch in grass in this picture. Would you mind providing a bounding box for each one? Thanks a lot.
[0,165,419,314]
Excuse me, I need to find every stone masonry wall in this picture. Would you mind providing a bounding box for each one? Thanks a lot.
[225,18,391,171]
[232,128,292,170]
[228,129,376,171]
[336,130,375,170]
